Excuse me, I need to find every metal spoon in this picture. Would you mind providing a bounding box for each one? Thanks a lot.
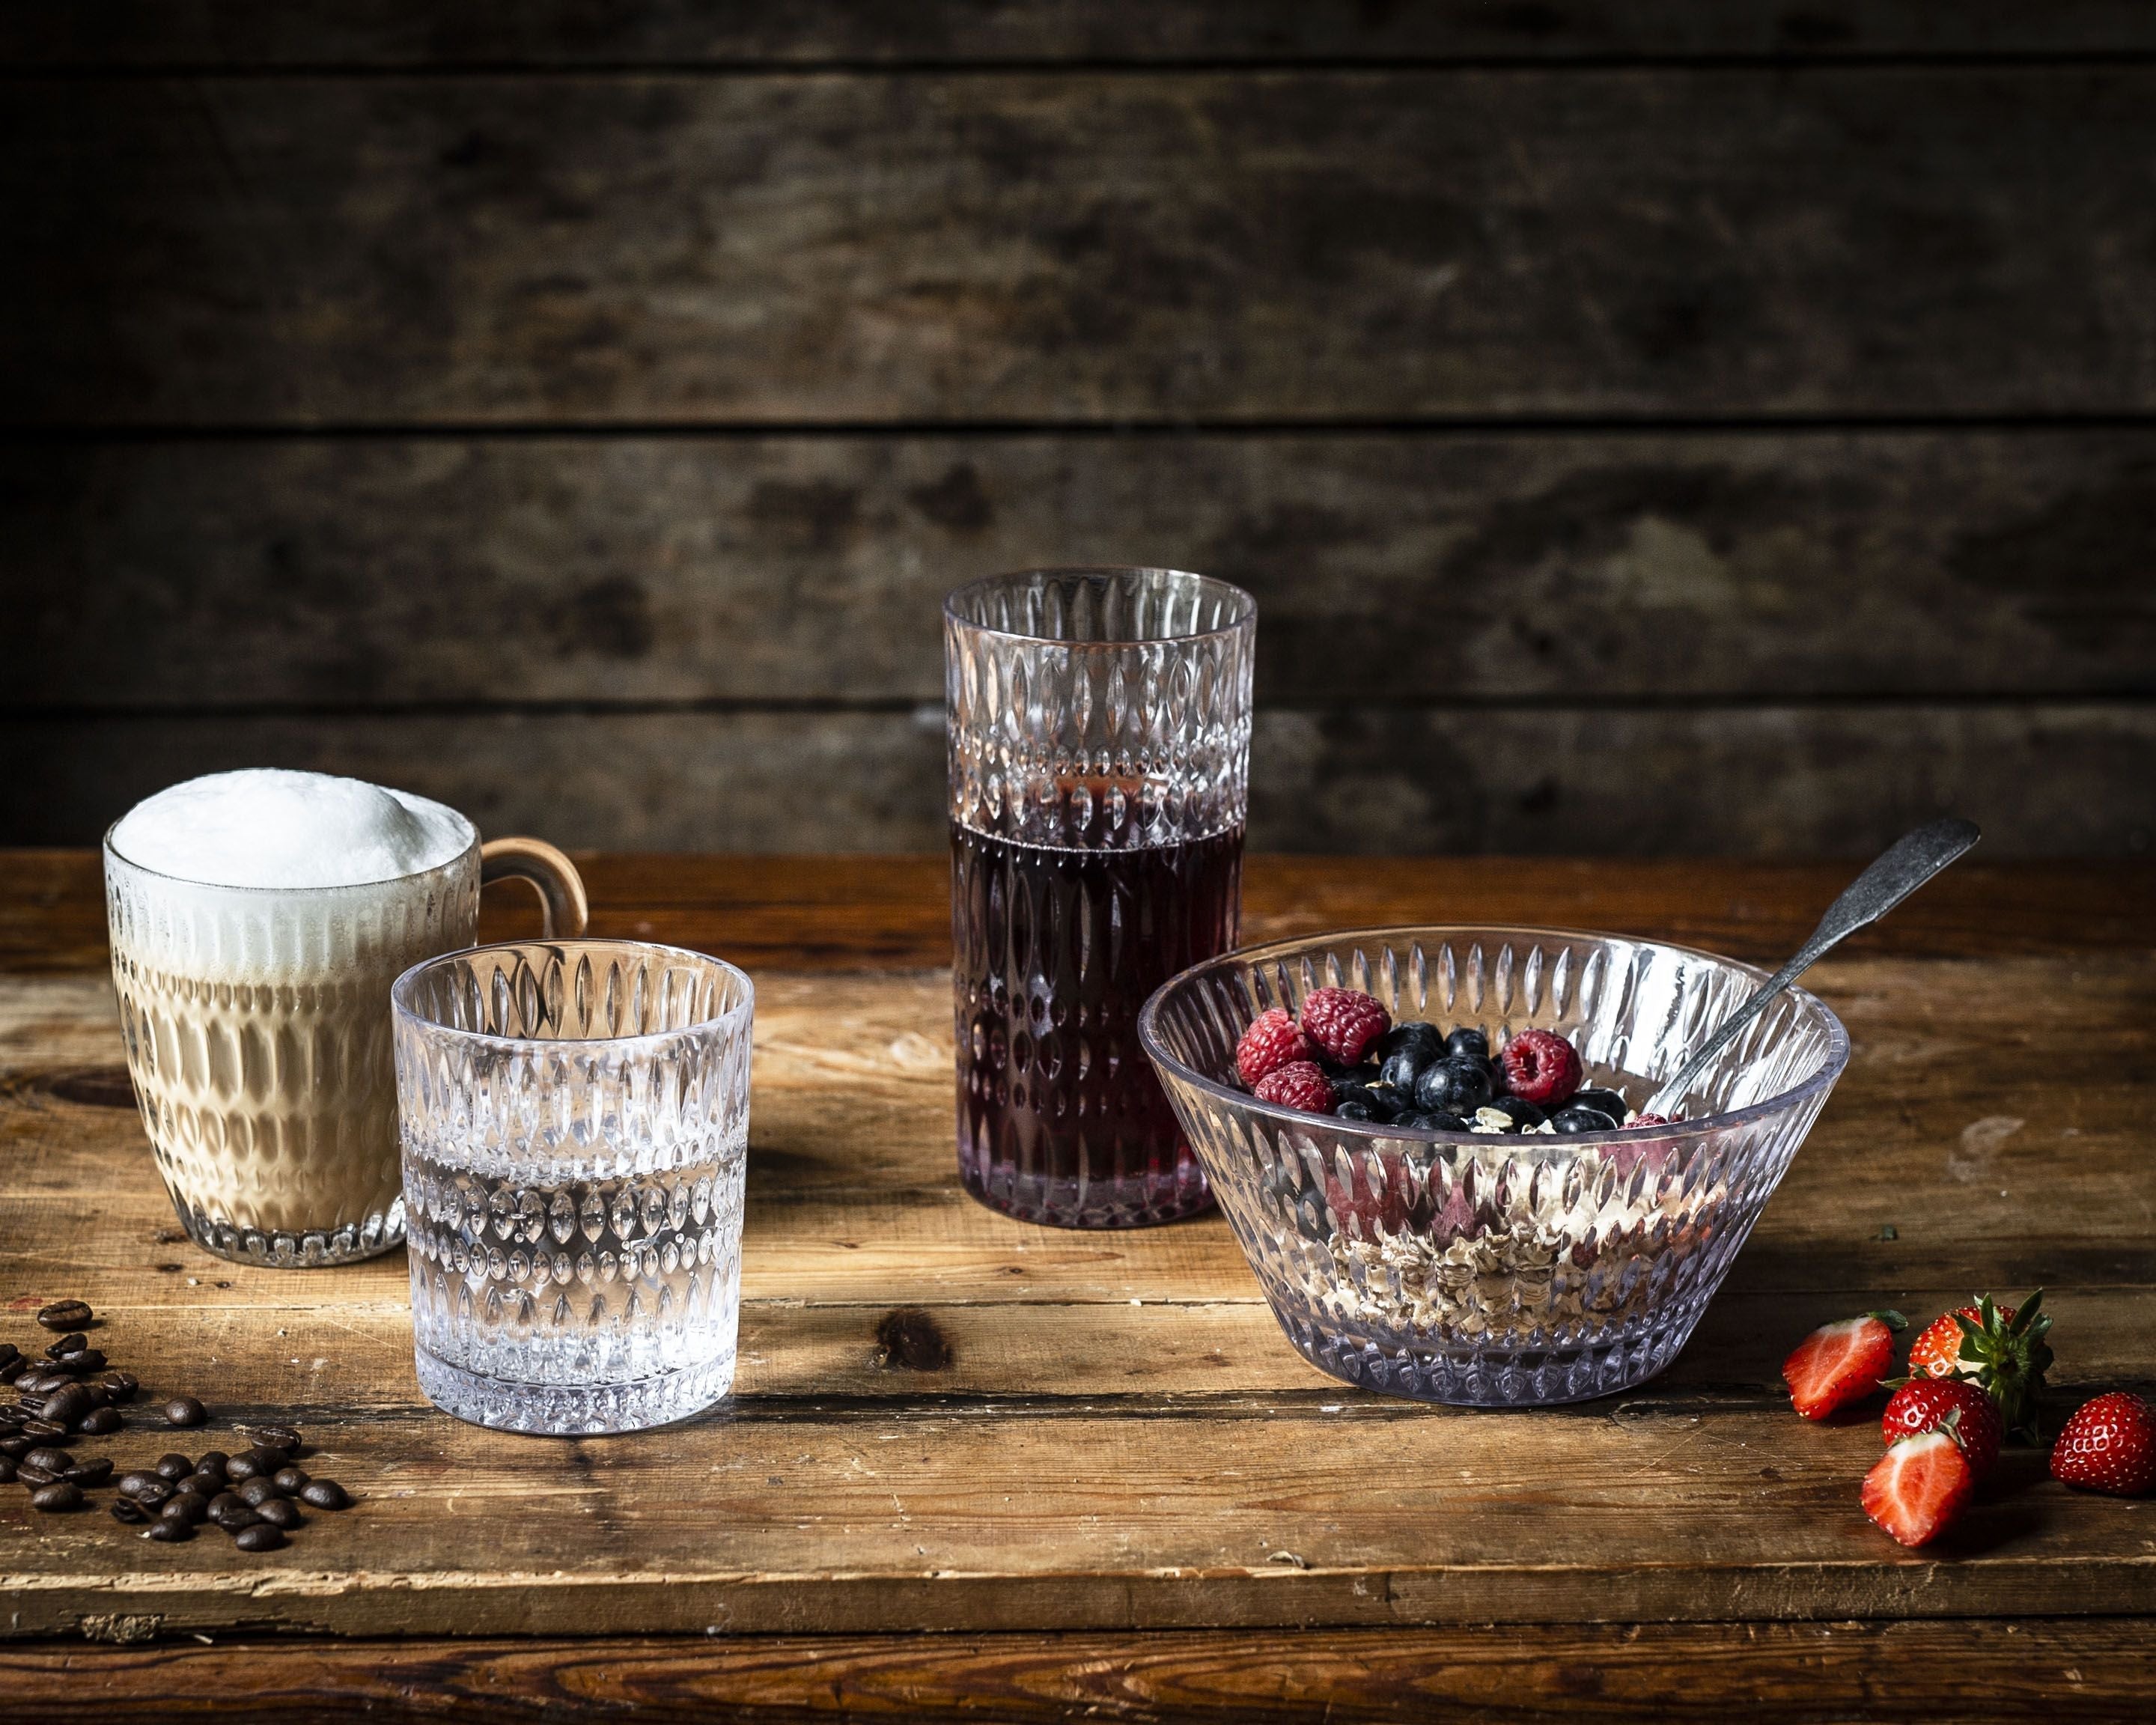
[1642,817,1982,1118]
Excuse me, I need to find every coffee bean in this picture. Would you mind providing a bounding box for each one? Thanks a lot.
[0,1457,15,1484]
[64,1458,112,1487]
[0,1435,33,1459]
[58,1351,106,1375]
[117,1470,160,1498]
[271,1467,309,1496]
[76,1407,123,1437]
[0,1342,17,1372]
[240,1423,302,1455]
[225,1454,264,1483]
[20,1374,70,1397]
[193,1450,229,1478]
[135,1478,175,1507]
[162,1396,206,1429]
[16,1463,58,1487]
[97,1371,138,1403]
[44,1334,87,1359]
[36,1300,92,1332]
[237,1477,280,1508]
[82,1384,113,1409]
[28,1482,82,1512]
[154,1452,193,1481]
[22,1447,73,1473]
[161,1492,209,1525]
[145,1518,192,1543]
[20,1420,66,1440]
[0,1402,24,1427]
[233,1523,284,1553]
[244,1445,291,1473]
[298,1479,350,1511]
[110,1498,149,1525]
[207,1493,255,1530]
[42,1385,93,1428]
[178,1471,223,1497]
[254,1497,302,1530]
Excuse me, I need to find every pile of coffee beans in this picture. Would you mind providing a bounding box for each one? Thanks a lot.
[1,1297,353,1554]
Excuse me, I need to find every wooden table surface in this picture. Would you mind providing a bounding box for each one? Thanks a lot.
[1,852,2152,1722]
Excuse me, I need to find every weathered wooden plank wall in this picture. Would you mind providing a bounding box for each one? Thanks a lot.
[2,4,2152,854]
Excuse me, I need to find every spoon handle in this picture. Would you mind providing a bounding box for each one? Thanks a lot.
[1642,818,1982,1118]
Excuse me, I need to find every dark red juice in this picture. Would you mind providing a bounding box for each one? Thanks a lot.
[951,821,1243,1228]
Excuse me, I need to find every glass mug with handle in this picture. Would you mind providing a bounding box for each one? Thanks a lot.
[104,784,588,1268]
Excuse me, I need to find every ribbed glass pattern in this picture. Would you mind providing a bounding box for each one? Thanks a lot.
[946,568,1255,1228]
[393,940,753,1435]
[1139,926,1850,1406]
[104,840,481,1266]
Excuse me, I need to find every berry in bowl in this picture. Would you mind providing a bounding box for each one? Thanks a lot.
[1137,926,1849,1407]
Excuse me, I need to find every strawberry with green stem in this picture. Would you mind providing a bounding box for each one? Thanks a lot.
[1907,1290,2053,1442]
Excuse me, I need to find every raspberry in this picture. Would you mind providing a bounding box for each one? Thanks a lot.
[1251,1060,1335,1116]
[1234,1008,1314,1088]
[1499,1028,1583,1106]
[1298,988,1391,1065]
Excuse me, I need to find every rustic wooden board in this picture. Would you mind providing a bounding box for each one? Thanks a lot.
[8,702,2153,857]
[13,2,2156,70]
[7,430,2152,708]
[1,885,2151,1640]
[1,1620,2151,1724]
[10,70,2156,425]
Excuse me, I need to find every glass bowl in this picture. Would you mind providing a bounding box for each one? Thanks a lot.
[1137,925,1850,1407]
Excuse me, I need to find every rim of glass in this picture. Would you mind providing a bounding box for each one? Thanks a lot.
[103,814,480,896]
[1136,922,1851,1151]
[392,937,755,1050]
[943,565,1258,645]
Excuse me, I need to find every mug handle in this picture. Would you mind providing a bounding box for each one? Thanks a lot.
[478,838,589,939]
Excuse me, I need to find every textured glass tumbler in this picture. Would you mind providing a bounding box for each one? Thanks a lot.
[946,566,1255,1228]
[392,940,753,1435]
[105,821,585,1268]
[1140,927,1851,1406]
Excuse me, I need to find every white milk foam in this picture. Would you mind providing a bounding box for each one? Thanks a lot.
[110,770,473,889]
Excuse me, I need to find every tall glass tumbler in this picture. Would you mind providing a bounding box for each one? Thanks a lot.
[946,567,1256,1228]
[392,940,752,1435]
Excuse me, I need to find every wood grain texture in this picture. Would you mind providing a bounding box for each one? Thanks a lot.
[10,70,2156,424]
[0,1619,2152,1723]
[10,853,2154,978]
[7,430,2153,708]
[0,922,2150,1640]
[12,3,2156,70]
[7,702,2152,856]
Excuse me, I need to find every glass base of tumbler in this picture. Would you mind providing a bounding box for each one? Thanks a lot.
[415,1346,735,1436]
[959,1154,1213,1229]
[169,1194,406,1268]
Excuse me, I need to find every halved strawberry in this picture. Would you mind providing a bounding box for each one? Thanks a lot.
[1907,1291,2053,1442]
[1782,1310,1906,1420]
[1882,1377,2003,1479]
[1862,1423,1976,1548]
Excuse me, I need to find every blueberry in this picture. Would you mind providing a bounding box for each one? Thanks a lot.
[1549,1105,1620,1134]
[1571,1086,1629,1123]
[1378,1047,1431,1093]
[1445,1027,1490,1063]
[1484,1096,1547,1131]
[1377,1021,1443,1064]
[1415,1057,1494,1116]
[1401,1110,1469,1132]
[1333,1097,1377,1122]
[1369,1086,1418,1122]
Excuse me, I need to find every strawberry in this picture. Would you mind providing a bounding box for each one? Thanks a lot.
[1882,1377,2003,1478]
[1298,988,1391,1065]
[1235,1008,1314,1088]
[1251,1060,1335,1116]
[2050,1392,2156,1497]
[1862,1423,1976,1548]
[1782,1309,1906,1420]
[1907,1291,2053,1441]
